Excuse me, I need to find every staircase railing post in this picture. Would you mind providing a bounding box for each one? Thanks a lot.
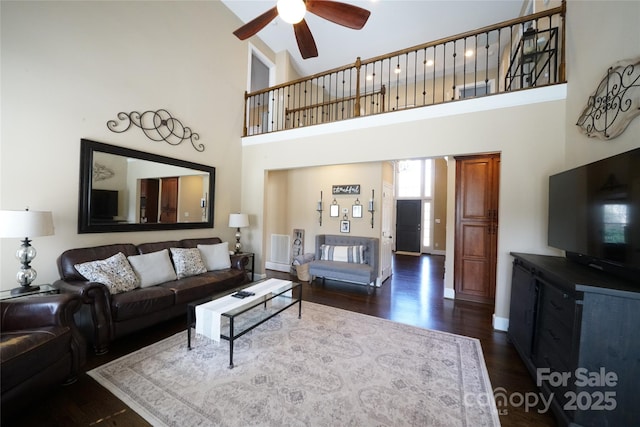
[354,57,362,117]
[559,0,566,82]
[243,91,249,137]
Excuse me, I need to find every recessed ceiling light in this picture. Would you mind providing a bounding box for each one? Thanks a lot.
[465,49,474,57]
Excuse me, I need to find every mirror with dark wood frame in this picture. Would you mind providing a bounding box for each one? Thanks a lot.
[78,139,215,233]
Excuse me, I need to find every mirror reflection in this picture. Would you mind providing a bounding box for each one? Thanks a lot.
[79,139,215,233]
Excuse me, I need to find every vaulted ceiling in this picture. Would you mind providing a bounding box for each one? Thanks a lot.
[221,0,525,77]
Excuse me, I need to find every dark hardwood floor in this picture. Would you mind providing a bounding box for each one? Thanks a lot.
[5,254,557,426]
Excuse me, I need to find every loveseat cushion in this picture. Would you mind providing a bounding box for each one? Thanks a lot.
[110,287,175,322]
[163,270,246,305]
[309,259,375,284]
[0,326,71,392]
[137,241,180,254]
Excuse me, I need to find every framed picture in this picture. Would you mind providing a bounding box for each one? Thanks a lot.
[330,204,340,217]
[332,184,360,195]
[340,220,350,233]
[352,204,363,218]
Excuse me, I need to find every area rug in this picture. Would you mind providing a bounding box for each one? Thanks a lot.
[88,302,500,427]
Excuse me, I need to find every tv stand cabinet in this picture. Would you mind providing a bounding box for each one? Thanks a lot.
[509,253,640,427]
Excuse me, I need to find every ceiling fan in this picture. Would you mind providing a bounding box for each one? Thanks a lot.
[233,0,371,59]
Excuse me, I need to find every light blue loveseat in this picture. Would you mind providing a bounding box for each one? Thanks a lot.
[308,234,380,287]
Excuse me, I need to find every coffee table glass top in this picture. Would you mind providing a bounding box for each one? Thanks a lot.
[187,279,302,368]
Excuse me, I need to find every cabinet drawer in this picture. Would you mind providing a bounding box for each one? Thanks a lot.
[537,307,573,350]
[535,281,578,370]
[535,333,575,409]
[539,281,576,327]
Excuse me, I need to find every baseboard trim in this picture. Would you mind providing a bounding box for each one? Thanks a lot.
[444,287,455,299]
[493,315,509,332]
[264,262,290,273]
[395,251,421,256]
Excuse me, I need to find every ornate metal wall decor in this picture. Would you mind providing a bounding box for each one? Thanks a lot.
[576,57,640,140]
[92,162,115,181]
[107,109,204,152]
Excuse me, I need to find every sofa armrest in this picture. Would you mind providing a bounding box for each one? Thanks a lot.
[230,253,250,271]
[53,279,113,355]
[0,293,81,331]
[0,293,86,383]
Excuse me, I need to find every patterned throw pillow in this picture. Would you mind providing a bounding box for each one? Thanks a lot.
[320,245,366,264]
[75,252,139,294]
[169,247,207,279]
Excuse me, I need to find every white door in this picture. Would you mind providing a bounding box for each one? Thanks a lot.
[380,182,394,283]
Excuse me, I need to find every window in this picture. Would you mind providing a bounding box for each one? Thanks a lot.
[456,80,495,99]
[397,160,422,197]
[603,203,628,244]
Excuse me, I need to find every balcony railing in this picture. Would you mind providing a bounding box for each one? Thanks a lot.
[243,4,566,137]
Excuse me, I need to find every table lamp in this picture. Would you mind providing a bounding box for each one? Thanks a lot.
[228,213,249,254]
[0,209,54,295]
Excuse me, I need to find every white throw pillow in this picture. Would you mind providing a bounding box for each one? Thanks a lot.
[198,242,231,270]
[75,252,139,294]
[128,249,177,288]
[320,244,366,264]
[169,247,207,279]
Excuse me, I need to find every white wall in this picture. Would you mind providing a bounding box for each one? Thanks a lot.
[0,1,273,290]
[242,87,568,322]
[241,0,640,327]
[563,0,640,168]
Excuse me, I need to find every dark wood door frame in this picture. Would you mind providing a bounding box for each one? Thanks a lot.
[453,153,500,304]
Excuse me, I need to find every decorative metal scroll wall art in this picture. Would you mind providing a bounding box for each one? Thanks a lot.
[576,57,640,140]
[107,109,204,152]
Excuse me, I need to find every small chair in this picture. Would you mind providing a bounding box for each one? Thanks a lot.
[1,293,85,420]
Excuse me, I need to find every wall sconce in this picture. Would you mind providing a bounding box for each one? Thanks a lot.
[316,191,323,226]
[368,189,375,228]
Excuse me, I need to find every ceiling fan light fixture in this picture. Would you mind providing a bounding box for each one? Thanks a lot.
[277,0,306,24]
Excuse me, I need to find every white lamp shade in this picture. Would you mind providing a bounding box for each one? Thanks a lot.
[228,213,249,228]
[0,210,54,238]
[277,0,306,24]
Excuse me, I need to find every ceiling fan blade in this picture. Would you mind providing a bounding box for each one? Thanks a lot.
[293,19,318,59]
[306,0,371,30]
[233,6,278,40]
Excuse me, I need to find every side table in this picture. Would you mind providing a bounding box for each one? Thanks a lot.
[232,252,255,281]
[0,284,58,300]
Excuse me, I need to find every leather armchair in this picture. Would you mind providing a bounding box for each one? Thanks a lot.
[0,293,85,419]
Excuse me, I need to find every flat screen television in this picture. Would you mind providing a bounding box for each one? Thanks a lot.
[91,189,118,220]
[548,147,640,282]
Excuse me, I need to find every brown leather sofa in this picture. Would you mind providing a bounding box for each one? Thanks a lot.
[54,237,250,355]
[1,293,85,420]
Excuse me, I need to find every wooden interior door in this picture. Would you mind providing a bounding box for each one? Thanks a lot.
[160,177,178,223]
[140,179,159,223]
[454,153,500,304]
